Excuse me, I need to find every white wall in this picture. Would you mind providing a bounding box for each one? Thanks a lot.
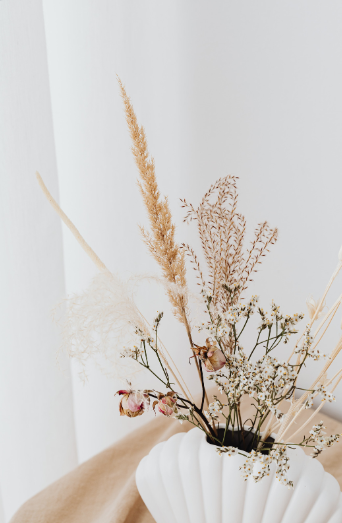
[0,489,4,523]
[42,0,194,464]
[0,1,341,519]
[41,0,342,471]
[0,1,78,521]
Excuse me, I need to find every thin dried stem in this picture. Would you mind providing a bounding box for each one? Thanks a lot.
[312,263,342,323]
[314,295,342,337]
[36,172,106,272]
[286,375,342,443]
[287,289,342,365]
[279,333,342,442]
[259,413,275,444]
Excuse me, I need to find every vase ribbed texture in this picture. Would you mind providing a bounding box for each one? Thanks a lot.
[136,427,342,523]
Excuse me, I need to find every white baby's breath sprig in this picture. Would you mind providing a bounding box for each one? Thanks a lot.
[237,446,293,488]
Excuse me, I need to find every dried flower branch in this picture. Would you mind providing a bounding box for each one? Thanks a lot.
[37,86,342,489]
[181,176,278,315]
[36,172,106,272]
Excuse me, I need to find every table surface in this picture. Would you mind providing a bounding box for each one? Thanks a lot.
[10,397,342,523]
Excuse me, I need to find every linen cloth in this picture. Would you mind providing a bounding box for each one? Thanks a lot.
[10,400,342,523]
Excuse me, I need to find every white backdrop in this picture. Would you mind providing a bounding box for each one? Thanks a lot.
[0,1,78,522]
[1,1,342,521]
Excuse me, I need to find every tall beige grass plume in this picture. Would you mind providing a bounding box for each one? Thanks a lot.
[117,78,209,406]
[117,77,190,334]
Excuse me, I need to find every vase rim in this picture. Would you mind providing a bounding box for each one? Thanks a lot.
[204,423,281,453]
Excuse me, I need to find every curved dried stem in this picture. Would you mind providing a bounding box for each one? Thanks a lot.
[36,172,106,272]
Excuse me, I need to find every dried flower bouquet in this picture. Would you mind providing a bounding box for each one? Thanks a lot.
[36,79,342,489]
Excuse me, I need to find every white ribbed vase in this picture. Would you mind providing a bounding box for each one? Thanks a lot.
[136,426,342,523]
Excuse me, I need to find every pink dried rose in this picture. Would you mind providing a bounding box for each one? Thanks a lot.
[192,338,226,372]
[153,392,178,417]
[116,390,148,418]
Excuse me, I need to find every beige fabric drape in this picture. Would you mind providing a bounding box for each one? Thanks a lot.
[10,398,342,523]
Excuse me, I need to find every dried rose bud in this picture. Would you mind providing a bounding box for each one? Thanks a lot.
[191,338,226,372]
[153,392,178,417]
[116,390,147,418]
[204,344,226,372]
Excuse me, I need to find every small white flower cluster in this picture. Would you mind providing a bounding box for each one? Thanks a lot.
[120,323,161,361]
[304,384,336,409]
[295,326,327,360]
[270,301,283,322]
[223,296,259,326]
[152,312,164,332]
[268,407,284,420]
[121,345,143,359]
[313,433,341,455]
[216,324,229,339]
[258,303,304,342]
[309,421,325,438]
[197,295,259,341]
[204,411,216,427]
[217,446,237,457]
[307,421,341,457]
[174,407,193,425]
[134,326,155,348]
[239,446,293,488]
[319,387,336,402]
[206,399,223,422]
[200,288,213,301]
[212,352,297,411]
[197,320,228,338]
[257,307,272,329]
[271,446,293,488]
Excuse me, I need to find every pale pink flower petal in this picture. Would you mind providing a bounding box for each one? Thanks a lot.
[306,295,325,321]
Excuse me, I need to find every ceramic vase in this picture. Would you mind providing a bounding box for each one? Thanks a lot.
[136,426,342,523]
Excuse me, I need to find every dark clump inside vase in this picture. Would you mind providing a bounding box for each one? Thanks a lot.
[206,428,274,454]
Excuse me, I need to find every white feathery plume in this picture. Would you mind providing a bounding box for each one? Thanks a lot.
[54,270,150,382]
